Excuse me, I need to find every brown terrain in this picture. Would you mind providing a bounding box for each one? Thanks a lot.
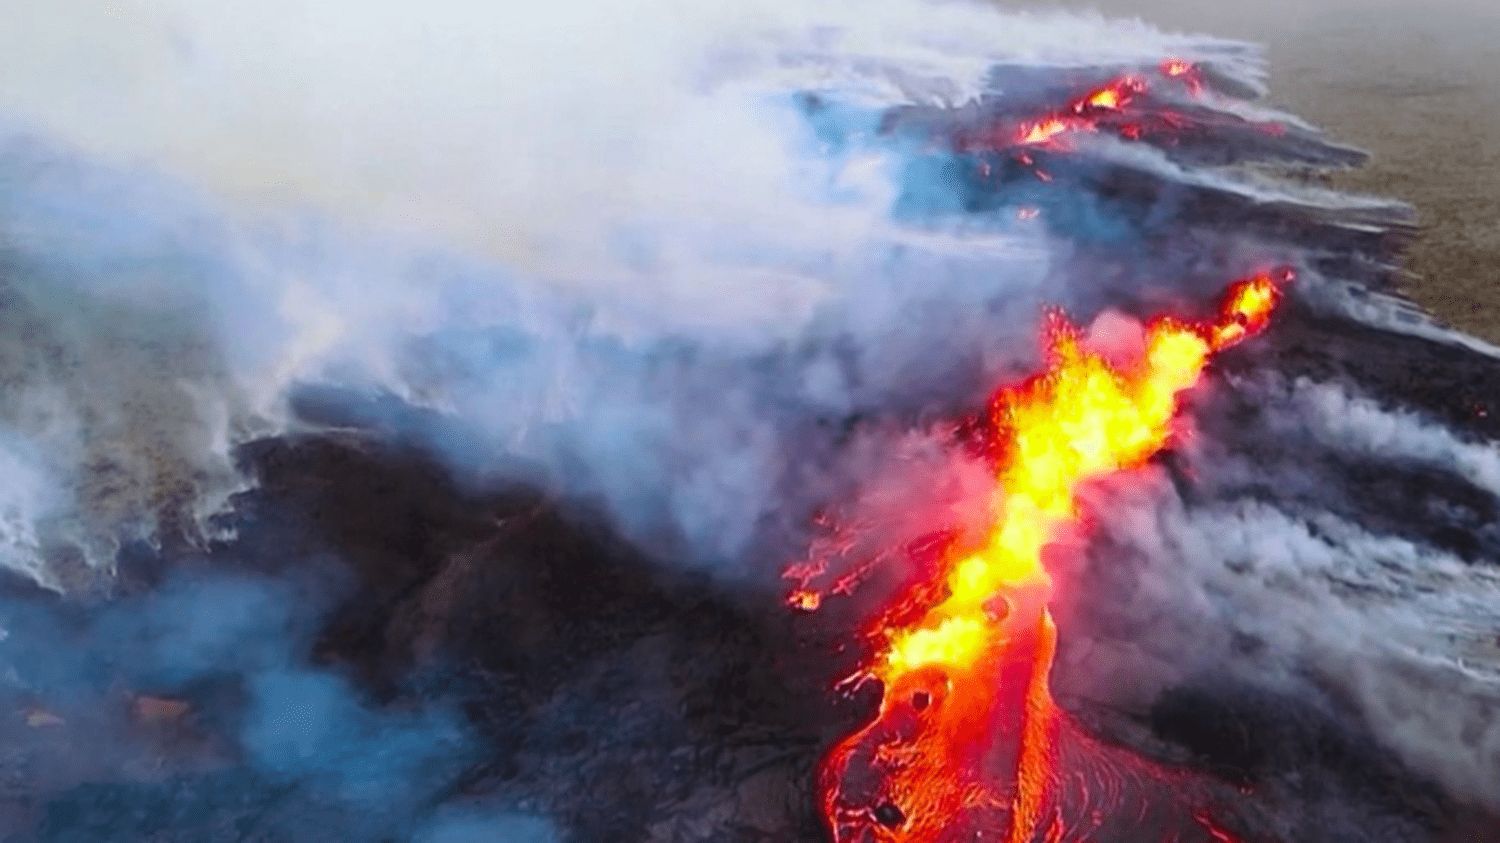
[1019,0,1500,340]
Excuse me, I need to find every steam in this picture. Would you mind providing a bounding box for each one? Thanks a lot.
[1288,378,1500,497]
[0,565,563,839]
[0,434,53,586]
[0,0,1496,834]
[1048,373,1500,812]
[0,0,1275,575]
[0,1,1242,260]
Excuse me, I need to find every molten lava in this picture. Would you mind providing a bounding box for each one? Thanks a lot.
[806,271,1286,841]
[960,63,1189,157]
[948,57,1291,172]
[1161,58,1206,95]
[1013,75,1145,149]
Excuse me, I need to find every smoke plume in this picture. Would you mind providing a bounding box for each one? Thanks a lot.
[1,0,1497,839]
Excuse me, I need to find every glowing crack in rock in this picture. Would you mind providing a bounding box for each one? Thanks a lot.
[957,60,1207,157]
[796,271,1286,841]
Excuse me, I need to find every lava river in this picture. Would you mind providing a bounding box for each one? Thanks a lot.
[799,272,1286,842]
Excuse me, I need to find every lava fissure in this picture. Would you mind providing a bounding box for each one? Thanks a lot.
[800,271,1287,841]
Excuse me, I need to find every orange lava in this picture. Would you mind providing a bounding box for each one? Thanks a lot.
[1008,72,1161,151]
[1014,76,1145,148]
[809,271,1285,841]
[958,60,1209,159]
[1161,58,1205,94]
[790,588,824,612]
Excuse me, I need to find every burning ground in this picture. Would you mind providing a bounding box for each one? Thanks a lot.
[1,1,1498,840]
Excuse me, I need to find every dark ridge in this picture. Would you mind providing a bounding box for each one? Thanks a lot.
[1251,304,1500,445]
[1187,355,1500,564]
[0,431,843,842]
[1149,683,1456,842]
[227,433,841,841]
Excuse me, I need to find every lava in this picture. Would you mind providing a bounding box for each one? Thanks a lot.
[1013,76,1145,149]
[791,588,823,612]
[962,64,1184,155]
[948,57,1293,178]
[802,271,1286,841]
[1161,58,1205,95]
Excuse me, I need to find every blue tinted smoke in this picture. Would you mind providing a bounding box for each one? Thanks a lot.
[0,567,504,841]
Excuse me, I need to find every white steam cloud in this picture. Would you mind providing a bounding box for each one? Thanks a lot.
[1049,376,1500,811]
[1,0,1496,827]
[0,1,1242,262]
[0,0,1260,575]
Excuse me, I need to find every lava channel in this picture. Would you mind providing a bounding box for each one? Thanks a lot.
[803,271,1287,842]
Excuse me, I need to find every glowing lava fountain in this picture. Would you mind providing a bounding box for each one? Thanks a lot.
[811,272,1286,841]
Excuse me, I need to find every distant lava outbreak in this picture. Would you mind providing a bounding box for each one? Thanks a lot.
[791,271,1287,842]
[955,59,1207,157]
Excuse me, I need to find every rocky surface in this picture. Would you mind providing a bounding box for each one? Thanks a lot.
[4,424,1496,841]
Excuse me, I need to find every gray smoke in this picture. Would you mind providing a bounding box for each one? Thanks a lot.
[0,0,1277,578]
[0,0,1497,836]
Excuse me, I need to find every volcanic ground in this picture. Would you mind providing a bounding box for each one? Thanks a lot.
[1,3,1499,842]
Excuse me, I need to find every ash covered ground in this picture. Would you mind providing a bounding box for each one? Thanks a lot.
[1,2,1498,841]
